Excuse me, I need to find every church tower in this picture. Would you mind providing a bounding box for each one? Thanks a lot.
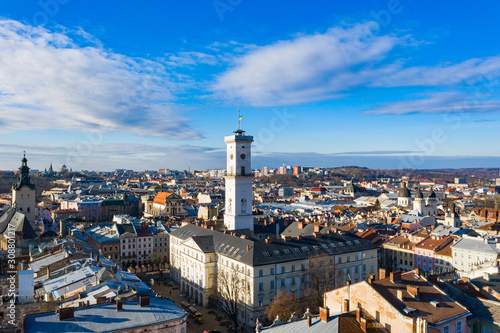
[12,153,36,223]
[397,182,411,207]
[413,187,425,215]
[425,188,438,216]
[444,201,461,227]
[224,120,254,231]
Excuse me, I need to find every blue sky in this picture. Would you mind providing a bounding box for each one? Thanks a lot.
[0,0,499,171]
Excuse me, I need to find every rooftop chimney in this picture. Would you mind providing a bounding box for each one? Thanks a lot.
[356,307,362,323]
[397,289,403,301]
[59,308,75,321]
[298,222,304,230]
[343,299,350,312]
[379,268,387,280]
[407,285,420,299]
[360,317,367,332]
[484,272,490,281]
[116,300,123,311]
[314,225,320,233]
[319,307,330,323]
[47,266,51,278]
[415,267,421,277]
[139,295,150,307]
[390,271,402,283]
[307,315,312,327]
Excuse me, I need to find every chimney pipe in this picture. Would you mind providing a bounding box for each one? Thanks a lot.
[360,317,367,332]
[378,268,387,280]
[343,299,350,312]
[139,295,150,307]
[390,271,402,283]
[59,308,75,321]
[307,315,312,327]
[407,285,420,299]
[319,307,329,323]
[116,300,123,311]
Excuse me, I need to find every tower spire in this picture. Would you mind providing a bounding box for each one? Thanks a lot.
[234,110,245,135]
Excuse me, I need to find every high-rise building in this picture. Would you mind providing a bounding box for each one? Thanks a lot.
[224,127,254,231]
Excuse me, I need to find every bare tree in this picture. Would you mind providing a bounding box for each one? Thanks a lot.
[265,291,300,322]
[215,265,249,330]
[304,254,341,310]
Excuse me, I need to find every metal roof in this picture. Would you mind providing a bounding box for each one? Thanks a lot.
[26,298,187,333]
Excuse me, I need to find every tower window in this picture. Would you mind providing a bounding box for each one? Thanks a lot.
[241,198,247,214]
[241,167,245,176]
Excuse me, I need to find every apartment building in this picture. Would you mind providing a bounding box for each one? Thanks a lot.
[169,223,378,327]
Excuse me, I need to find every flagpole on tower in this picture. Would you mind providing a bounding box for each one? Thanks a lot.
[238,109,241,130]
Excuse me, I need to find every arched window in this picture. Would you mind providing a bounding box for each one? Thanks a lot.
[228,198,232,213]
[241,198,247,214]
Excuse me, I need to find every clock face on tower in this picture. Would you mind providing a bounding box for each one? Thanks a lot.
[240,153,246,160]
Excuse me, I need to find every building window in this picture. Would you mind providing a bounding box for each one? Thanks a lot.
[281,266,285,274]
[259,269,263,277]
[270,268,275,275]
[270,280,275,289]
[241,198,247,214]
[456,321,462,332]
[258,296,264,307]
[259,282,264,292]
[443,325,449,333]
[281,279,285,287]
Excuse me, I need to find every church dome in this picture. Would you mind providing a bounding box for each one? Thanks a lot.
[427,189,436,198]
[415,187,423,199]
[398,183,411,198]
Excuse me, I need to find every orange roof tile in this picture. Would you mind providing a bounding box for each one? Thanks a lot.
[153,192,173,204]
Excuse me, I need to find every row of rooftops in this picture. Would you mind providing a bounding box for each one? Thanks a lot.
[171,223,377,266]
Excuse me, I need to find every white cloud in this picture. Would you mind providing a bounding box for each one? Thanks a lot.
[0,142,224,171]
[212,22,500,109]
[366,92,500,115]
[372,55,500,87]
[165,51,219,67]
[213,22,401,106]
[0,19,199,139]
